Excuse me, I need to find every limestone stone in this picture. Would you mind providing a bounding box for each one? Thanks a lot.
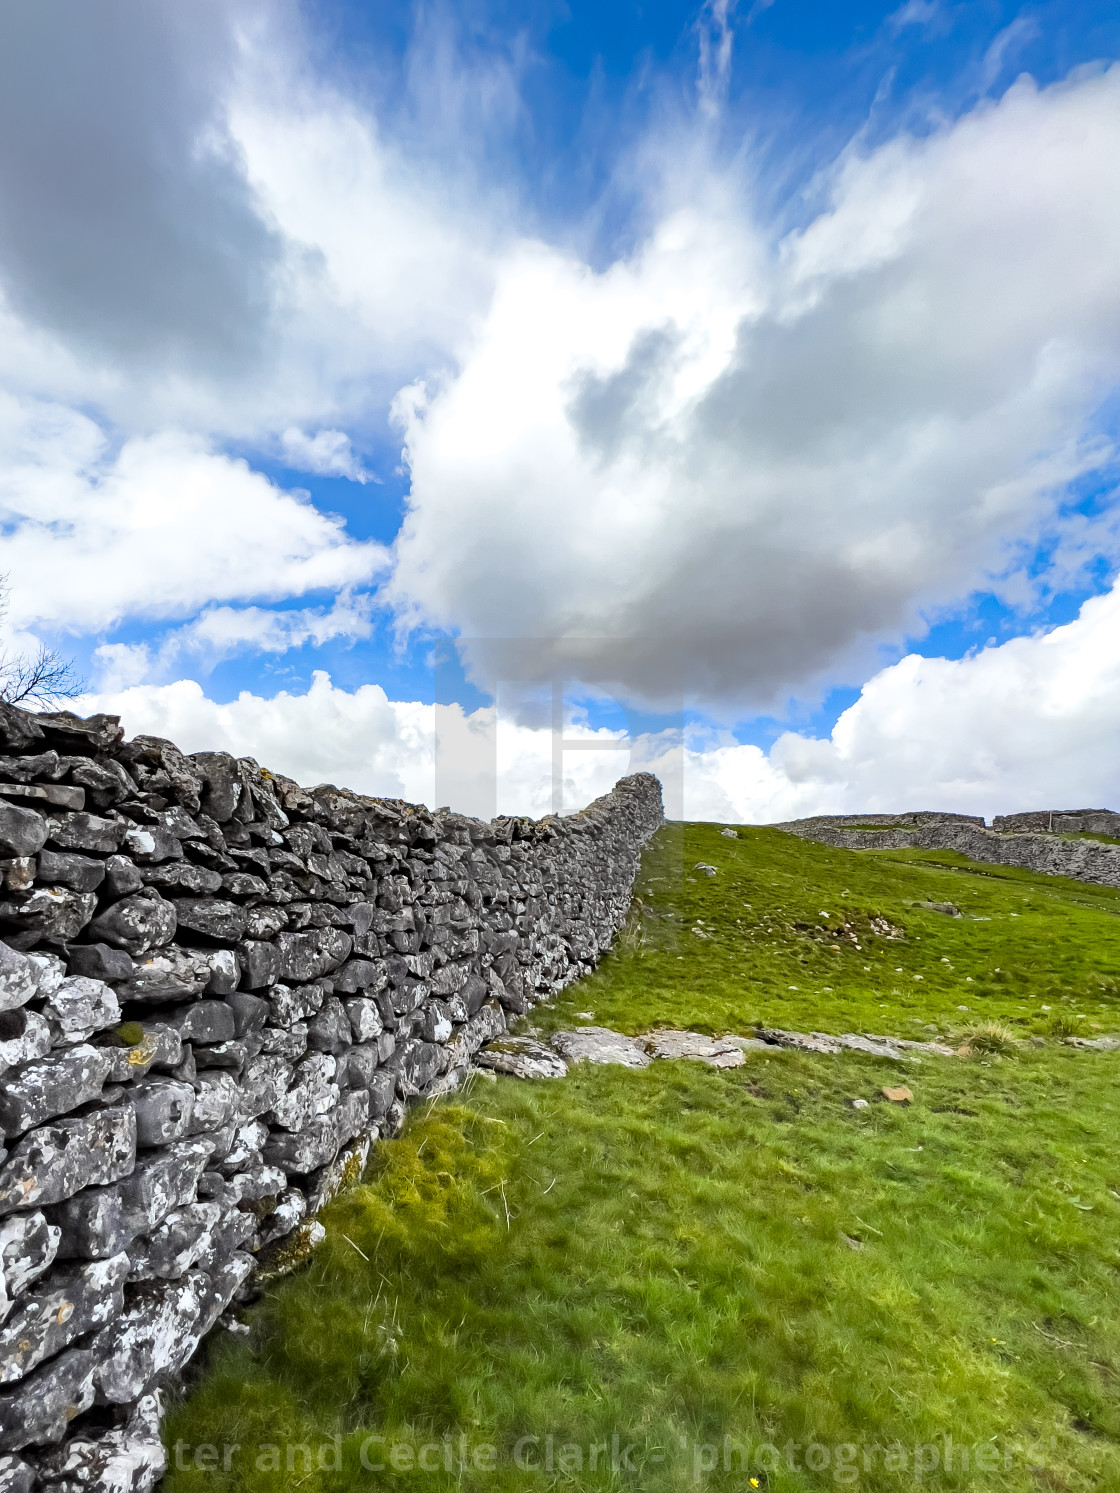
[550,1028,651,1068]
[0,710,44,757]
[65,944,134,983]
[203,949,240,996]
[0,1011,51,1078]
[127,1202,222,1282]
[263,1089,368,1174]
[0,808,47,862]
[46,1185,135,1262]
[129,1078,196,1147]
[188,754,242,823]
[0,1106,137,1214]
[343,1043,381,1092]
[35,849,105,894]
[169,898,246,946]
[87,893,176,957]
[257,1188,306,1247]
[0,1253,129,1385]
[99,1025,183,1085]
[265,982,324,1027]
[235,939,280,991]
[45,815,125,856]
[306,996,351,1055]
[0,1452,33,1490]
[32,1392,165,1493]
[92,1272,210,1404]
[756,1028,842,1055]
[0,1347,97,1450]
[342,996,382,1044]
[386,1039,445,1097]
[0,1047,114,1139]
[34,712,122,756]
[41,978,120,1046]
[103,854,143,899]
[187,1072,240,1134]
[476,1037,567,1079]
[123,827,182,865]
[640,1030,750,1068]
[267,1053,338,1132]
[366,1070,396,1119]
[235,1057,287,1121]
[332,958,387,995]
[225,991,268,1037]
[118,1138,214,1236]
[111,947,211,1006]
[0,1214,60,1319]
[0,949,35,1017]
[275,927,352,983]
[164,1001,234,1046]
[141,861,221,896]
[0,888,99,945]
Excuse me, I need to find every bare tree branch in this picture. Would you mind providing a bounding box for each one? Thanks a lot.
[0,645,84,706]
[0,573,84,707]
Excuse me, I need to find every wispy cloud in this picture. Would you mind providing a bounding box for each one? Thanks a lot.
[697,0,737,120]
[280,427,378,482]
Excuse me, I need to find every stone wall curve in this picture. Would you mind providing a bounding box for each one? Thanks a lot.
[0,703,663,1490]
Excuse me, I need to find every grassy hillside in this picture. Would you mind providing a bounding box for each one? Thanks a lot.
[164,825,1120,1491]
[548,822,1120,1043]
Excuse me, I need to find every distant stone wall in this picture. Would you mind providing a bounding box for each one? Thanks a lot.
[772,811,1120,888]
[990,809,1120,837]
[0,703,662,1490]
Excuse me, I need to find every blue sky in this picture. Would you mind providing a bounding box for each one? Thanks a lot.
[3,0,1120,819]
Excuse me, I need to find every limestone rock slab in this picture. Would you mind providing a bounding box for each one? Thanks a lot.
[550,1028,651,1068]
[476,1038,567,1080]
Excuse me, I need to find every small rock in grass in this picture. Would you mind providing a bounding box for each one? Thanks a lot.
[693,863,718,877]
[881,1085,913,1105]
[841,1233,865,1250]
[848,1098,869,1110]
[720,828,738,838]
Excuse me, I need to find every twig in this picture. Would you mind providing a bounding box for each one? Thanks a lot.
[342,1234,370,1261]
[1034,1322,1078,1350]
[500,1180,511,1230]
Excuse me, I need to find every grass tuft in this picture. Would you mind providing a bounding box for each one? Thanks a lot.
[959,1021,1018,1055]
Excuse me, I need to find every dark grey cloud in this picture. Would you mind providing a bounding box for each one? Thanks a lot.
[0,0,281,374]
[566,326,683,465]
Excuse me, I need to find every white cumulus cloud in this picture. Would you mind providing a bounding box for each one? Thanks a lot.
[0,396,388,636]
[389,66,1120,713]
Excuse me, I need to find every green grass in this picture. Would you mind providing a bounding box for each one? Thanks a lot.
[530,824,1120,1044]
[164,826,1120,1491]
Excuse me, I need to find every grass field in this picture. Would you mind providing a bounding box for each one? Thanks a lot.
[164,825,1120,1491]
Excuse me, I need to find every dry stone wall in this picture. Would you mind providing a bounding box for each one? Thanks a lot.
[773,810,1120,887]
[0,702,663,1492]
